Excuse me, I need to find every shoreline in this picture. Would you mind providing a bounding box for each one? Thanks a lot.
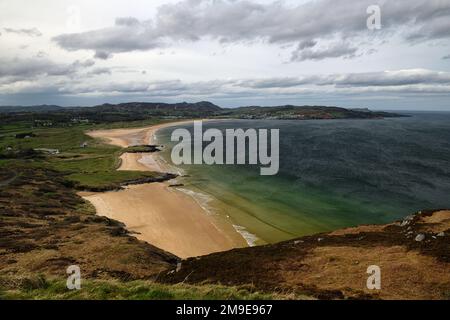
[83,120,248,258]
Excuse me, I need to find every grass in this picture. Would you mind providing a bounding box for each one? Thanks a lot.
[0,120,165,189]
[0,276,282,300]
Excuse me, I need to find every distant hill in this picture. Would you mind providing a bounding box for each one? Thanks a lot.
[0,101,221,114]
[0,101,224,124]
[222,105,404,120]
[0,101,405,124]
[85,101,222,114]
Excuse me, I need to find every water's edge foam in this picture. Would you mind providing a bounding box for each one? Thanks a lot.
[232,225,259,247]
[153,125,259,248]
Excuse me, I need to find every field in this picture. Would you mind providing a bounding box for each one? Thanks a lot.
[0,120,168,190]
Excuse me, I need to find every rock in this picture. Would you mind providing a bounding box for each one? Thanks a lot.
[294,240,303,245]
[169,183,184,188]
[400,220,410,227]
[176,262,182,272]
[415,234,425,242]
[437,232,445,237]
[317,238,324,242]
[400,215,415,227]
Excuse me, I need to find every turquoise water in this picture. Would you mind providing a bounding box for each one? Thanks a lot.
[155,113,450,245]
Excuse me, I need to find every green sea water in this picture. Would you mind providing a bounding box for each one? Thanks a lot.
[155,113,450,245]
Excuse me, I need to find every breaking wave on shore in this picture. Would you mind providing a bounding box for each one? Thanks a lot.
[232,224,259,247]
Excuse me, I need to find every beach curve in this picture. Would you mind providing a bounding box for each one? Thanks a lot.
[82,120,247,258]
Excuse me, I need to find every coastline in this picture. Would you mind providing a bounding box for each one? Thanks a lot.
[82,120,248,258]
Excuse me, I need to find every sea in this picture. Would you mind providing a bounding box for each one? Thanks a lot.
[155,112,450,246]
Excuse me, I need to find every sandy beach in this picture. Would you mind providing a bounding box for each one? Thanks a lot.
[83,121,246,258]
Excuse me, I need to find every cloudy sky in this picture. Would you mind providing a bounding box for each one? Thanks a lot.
[1,0,450,110]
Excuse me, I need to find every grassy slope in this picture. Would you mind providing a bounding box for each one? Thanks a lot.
[161,210,450,300]
[0,120,165,190]
[0,276,287,300]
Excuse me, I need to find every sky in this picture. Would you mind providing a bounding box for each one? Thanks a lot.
[0,0,450,110]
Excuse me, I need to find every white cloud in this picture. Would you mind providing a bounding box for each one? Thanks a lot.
[52,0,450,61]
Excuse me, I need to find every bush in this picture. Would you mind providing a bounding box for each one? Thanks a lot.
[20,275,49,291]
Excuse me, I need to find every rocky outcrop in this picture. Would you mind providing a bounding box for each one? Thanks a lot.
[122,145,162,154]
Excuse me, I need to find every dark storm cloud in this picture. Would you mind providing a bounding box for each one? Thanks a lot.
[328,70,450,87]
[52,0,450,61]
[87,67,112,76]
[53,17,162,60]
[94,51,113,60]
[291,42,358,61]
[79,79,234,97]
[405,12,450,41]
[235,78,311,89]
[4,27,42,37]
[297,40,318,51]
[236,70,450,88]
[0,57,95,81]
[115,17,141,27]
[4,69,450,99]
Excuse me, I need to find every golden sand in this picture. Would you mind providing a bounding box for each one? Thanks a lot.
[83,121,246,258]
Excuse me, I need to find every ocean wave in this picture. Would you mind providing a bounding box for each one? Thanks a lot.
[176,187,260,247]
[151,137,186,176]
[158,156,186,175]
[232,225,259,247]
[176,187,215,215]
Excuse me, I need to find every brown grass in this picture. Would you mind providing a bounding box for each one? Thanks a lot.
[160,210,450,300]
[0,164,178,281]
